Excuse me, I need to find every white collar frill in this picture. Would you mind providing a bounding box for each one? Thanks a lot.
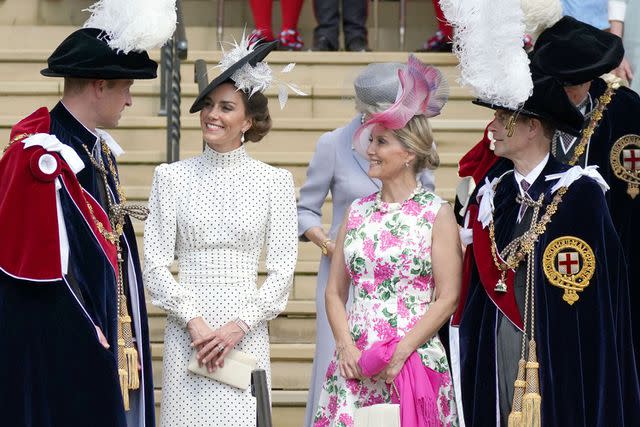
[476,165,609,230]
[22,133,84,175]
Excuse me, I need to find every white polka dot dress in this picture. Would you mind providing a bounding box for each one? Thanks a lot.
[143,145,298,427]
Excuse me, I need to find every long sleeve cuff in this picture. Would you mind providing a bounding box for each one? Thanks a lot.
[609,1,627,22]
[237,303,266,332]
[177,301,200,328]
[297,211,323,241]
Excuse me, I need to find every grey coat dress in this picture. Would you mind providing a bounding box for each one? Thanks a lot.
[298,116,435,426]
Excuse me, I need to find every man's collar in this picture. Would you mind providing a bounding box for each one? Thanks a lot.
[513,152,550,195]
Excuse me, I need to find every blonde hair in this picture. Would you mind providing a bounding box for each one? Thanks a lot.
[392,115,439,172]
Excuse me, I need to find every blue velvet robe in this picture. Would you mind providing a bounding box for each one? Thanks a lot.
[574,78,640,374]
[458,156,640,426]
[0,103,154,426]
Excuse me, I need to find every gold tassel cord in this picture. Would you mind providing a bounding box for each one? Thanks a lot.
[522,340,542,427]
[508,211,542,427]
[508,359,527,427]
[83,140,144,411]
[119,368,130,411]
[522,250,541,427]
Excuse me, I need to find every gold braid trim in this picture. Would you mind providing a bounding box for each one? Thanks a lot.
[489,186,568,274]
[566,81,617,166]
[81,140,142,408]
[2,132,32,156]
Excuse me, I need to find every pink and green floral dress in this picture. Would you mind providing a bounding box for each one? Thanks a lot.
[312,188,459,427]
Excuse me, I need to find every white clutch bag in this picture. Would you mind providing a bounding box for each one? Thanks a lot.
[187,348,257,390]
[354,404,400,427]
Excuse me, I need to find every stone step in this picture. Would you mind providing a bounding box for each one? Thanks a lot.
[149,300,318,344]
[0,115,486,166]
[0,81,490,121]
[150,343,314,390]
[152,389,308,427]
[0,49,463,87]
[1,0,439,51]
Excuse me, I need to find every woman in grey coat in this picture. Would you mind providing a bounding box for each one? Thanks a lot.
[298,62,436,426]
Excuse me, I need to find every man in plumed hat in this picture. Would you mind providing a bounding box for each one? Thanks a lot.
[451,71,640,426]
[0,2,176,425]
[530,15,640,377]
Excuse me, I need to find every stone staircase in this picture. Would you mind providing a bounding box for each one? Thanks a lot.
[0,1,492,425]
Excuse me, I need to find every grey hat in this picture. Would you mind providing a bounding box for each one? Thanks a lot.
[353,62,404,114]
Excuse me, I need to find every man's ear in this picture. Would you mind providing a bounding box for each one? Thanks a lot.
[92,79,107,99]
[529,117,543,138]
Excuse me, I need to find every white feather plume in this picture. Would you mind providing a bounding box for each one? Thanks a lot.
[216,32,307,109]
[440,0,533,109]
[521,0,563,40]
[83,0,177,53]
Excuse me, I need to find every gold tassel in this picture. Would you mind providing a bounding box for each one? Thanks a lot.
[522,339,541,427]
[125,347,140,389]
[508,358,527,427]
[116,309,131,410]
[119,295,140,391]
[118,368,130,410]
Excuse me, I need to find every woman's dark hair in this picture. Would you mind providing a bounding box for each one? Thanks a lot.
[239,90,272,142]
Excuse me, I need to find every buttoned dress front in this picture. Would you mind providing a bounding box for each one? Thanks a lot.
[143,145,298,426]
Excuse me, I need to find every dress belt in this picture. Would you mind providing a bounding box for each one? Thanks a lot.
[178,269,257,286]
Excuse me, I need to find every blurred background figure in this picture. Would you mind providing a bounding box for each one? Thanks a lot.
[248,0,305,50]
[417,0,453,52]
[560,0,609,29]
[609,0,639,92]
[312,0,369,51]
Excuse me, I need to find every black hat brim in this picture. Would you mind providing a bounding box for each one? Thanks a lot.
[472,75,584,136]
[41,28,157,80]
[189,41,278,114]
[531,16,624,85]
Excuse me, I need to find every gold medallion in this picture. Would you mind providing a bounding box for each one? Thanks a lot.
[610,134,640,199]
[542,236,595,305]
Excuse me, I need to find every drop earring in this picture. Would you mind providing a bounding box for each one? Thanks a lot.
[240,132,245,143]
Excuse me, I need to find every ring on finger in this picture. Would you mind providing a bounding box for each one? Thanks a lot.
[217,344,225,353]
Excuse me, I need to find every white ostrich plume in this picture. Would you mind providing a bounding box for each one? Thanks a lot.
[440,0,533,109]
[83,0,177,54]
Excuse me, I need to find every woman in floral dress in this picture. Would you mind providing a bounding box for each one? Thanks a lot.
[313,56,462,427]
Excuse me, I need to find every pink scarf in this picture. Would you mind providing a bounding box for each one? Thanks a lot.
[358,337,444,427]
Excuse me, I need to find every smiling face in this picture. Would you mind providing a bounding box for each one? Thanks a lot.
[199,82,252,152]
[366,125,416,180]
[95,79,133,128]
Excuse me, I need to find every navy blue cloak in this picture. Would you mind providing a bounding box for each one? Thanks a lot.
[0,104,154,426]
[457,156,640,426]
[570,78,640,372]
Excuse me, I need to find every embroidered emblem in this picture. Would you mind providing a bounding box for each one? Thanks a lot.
[543,236,595,305]
[610,134,640,198]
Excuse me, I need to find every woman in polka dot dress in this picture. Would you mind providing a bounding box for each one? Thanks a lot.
[143,41,298,426]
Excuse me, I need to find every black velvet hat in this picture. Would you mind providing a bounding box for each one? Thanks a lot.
[189,40,278,114]
[41,28,158,80]
[473,73,584,136]
[530,16,624,85]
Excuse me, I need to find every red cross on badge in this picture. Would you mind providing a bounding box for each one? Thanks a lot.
[623,148,640,171]
[557,251,580,275]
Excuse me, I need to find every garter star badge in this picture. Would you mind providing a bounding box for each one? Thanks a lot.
[610,134,640,199]
[543,236,595,305]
